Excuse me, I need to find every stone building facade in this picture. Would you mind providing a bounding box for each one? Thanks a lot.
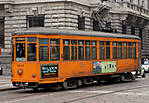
[0,0,149,75]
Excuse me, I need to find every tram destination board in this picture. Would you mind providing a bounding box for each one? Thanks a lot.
[41,64,58,78]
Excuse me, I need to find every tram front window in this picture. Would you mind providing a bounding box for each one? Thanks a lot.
[28,43,36,61]
[16,43,25,61]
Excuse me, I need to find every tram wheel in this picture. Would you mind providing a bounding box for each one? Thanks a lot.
[130,73,136,80]
[32,87,38,92]
[62,81,68,90]
[77,80,82,87]
[120,75,126,82]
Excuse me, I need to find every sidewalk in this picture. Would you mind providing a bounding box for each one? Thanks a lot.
[0,76,18,91]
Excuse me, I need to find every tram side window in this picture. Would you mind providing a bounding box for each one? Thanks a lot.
[78,40,84,60]
[113,42,117,59]
[50,39,60,61]
[123,42,127,59]
[63,46,70,60]
[100,41,104,59]
[85,41,90,60]
[71,47,77,60]
[16,43,25,61]
[128,42,132,58]
[118,42,122,59]
[27,37,36,42]
[27,43,36,61]
[133,42,136,58]
[63,40,70,60]
[39,46,49,61]
[92,41,97,60]
[71,40,77,60]
[39,38,49,61]
[106,41,110,59]
[39,38,49,44]
[106,47,110,59]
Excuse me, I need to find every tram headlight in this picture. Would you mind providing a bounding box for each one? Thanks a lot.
[32,74,36,78]
[17,69,23,75]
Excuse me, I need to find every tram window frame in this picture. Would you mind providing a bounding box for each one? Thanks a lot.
[27,37,36,42]
[63,40,70,45]
[106,41,110,59]
[128,42,132,58]
[71,40,77,45]
[27,37,37,61]
[71,46,77,60]
[50,39,60,61]
[27,43,37,61]
[63,46,70,60]
[38,38,49,61]
[85,40,90,60]
[132,42,136,58]
[78,40,84,60]
[85,40,90,45]
[39,38,49,44]
[50,39,60,45]
[39,46,49,61]
[106,41,110,46]
[16,43,26,61]
[78,40,84,45]
[113,42,117,59]
[92,41,97,60]
[63,40,70,60]
[123,42,127,59]
[99,41,105,59]
[118,42,122,59]
[16,37,25,42]
[78,46,84,60]
[71,40,77,60]
[91,40,97,60]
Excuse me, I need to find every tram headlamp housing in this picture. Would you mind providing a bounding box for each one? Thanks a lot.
[17,69,23,75]
[32,74,36,78]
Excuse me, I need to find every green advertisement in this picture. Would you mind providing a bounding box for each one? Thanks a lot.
[93,61,117,74]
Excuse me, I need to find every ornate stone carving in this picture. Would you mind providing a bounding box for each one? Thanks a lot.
[26,7,45,16]
[5,4,13,13]
[120,14,128,21]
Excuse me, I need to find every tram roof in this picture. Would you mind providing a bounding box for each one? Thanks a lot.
[13,27,140,40]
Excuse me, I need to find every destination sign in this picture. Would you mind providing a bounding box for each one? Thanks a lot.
[16,37,25,41]
[41,64,58,78]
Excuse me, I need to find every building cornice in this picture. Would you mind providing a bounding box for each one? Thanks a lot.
[3,0,91,7]
[0,0,13,4]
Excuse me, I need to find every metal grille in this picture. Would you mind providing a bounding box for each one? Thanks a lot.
[0,17,4,48]
[27,15,44,27]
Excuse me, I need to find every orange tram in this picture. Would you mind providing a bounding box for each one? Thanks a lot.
[11,28,141,90]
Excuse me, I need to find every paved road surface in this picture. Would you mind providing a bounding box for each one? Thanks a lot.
[0,74,149,103]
